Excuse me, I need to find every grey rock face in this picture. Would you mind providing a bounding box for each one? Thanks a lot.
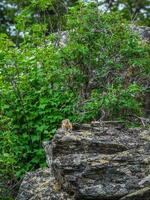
[50,125,150,200]
[120,187,150,200]
[17,124,150,200]
[131,25,150,42]
[16,168,73,200]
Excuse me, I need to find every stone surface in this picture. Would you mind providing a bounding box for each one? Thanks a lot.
[120,187,150,200]
[51,125,150,200]
[16,168,73,200]
[131,25,150,42]
[17,123,150,200]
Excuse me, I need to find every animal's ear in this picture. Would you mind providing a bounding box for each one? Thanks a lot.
[62,119,65,124]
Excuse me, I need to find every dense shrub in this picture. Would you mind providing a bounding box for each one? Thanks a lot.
[63,3,150,121]
[0,2,150,199]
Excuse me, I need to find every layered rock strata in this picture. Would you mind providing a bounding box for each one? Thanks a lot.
[17,124,150,200]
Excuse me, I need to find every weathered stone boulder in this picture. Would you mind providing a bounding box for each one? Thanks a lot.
[17,124,150,200]
[131,26,150,42]
[16,168,73,200]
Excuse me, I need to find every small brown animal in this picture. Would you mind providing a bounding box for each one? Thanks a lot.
[61,119,73,132]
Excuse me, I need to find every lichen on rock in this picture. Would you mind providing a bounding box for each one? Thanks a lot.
[17,123,150,200]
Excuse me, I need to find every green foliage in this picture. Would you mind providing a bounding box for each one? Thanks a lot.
[1,0,150,42]
[0,1,150,199]
[0,0,79,41]
[99,0,150,26]
[62,2,150,121]
[82,84,143,121]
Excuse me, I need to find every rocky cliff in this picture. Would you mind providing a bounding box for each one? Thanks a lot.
[17,123,150,200]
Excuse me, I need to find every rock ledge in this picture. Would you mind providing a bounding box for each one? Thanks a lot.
[17,124,150,200]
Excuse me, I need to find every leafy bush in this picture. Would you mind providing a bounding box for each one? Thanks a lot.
[62,2,150,121]
[0,1,150,199]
